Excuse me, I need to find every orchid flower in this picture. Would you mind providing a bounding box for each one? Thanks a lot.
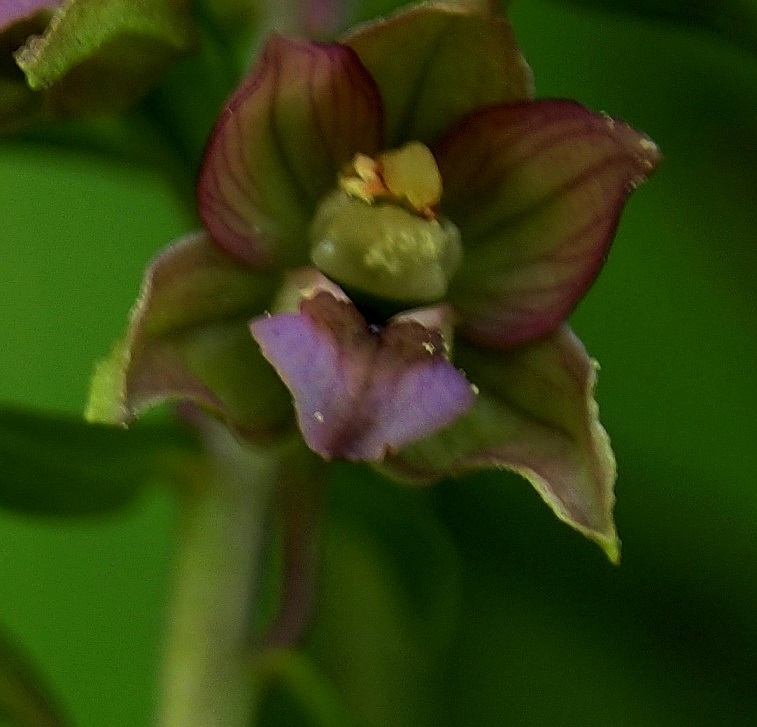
[89,1,660,561]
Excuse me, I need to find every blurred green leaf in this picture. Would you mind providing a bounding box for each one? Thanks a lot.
[304,466,462,727]
[254,650,365,727]
[554,0,757,54]
[0,405,196,517]
[0,627,69,727]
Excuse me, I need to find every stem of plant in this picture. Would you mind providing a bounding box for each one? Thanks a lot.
[156,433,279,727]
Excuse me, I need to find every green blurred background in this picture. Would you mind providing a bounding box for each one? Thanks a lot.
[1,0,756,725]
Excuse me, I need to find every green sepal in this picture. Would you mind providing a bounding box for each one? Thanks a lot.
[86,233,293,445]
[344,1,533,147]
[383,325,620,563]
[14,0,198,115]
[0,626,69,727]
[0,404,196,517]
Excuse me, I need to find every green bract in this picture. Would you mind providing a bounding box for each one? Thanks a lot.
[0,0,197,131]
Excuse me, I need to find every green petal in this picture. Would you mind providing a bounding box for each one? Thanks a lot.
[344,1,533,147]
[0,404,194,517]
[198,35,383,269]
[15,0,197,115]
[383,325,619,562]
[87,232,293,443]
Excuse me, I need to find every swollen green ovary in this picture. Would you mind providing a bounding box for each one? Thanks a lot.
[310,191,461,304]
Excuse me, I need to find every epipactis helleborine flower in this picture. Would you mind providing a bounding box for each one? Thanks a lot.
[89,1,660,561]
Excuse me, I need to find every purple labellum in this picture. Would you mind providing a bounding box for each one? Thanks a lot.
[251,292,476,461]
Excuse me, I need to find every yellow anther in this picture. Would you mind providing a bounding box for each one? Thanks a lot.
[339,153,385,203]
[379,142,442,216]
[353,154,381,183]
[338,142,442,218]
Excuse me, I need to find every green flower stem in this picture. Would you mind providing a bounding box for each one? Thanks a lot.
[157,440,279,727]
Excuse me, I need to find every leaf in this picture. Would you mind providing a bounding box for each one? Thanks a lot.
[0,627,69,727]
[0,404,195,517]
[557,0,757,56]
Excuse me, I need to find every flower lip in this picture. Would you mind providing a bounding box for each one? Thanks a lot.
[251,289,476,461]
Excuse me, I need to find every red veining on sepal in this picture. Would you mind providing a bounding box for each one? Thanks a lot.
[435,100,660,350]
[198,36,383,269]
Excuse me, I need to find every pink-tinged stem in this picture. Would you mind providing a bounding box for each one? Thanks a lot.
[261,457,326,650]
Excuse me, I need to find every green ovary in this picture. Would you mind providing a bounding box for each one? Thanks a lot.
[310,191,462,305]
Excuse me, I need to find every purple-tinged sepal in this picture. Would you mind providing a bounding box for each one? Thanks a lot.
[198,35,383,269]
[251,288,476,461]
[383,325,620,562]
[0,0,58,32]
[86,232,293,443]
[436,100,660,350]
[0,0,59,132]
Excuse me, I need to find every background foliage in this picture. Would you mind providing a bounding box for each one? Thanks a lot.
[1,0,756,725]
